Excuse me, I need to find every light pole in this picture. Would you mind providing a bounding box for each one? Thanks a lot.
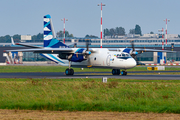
[164,19,170,45]
[61,18,68,44]
[98,3,105,48]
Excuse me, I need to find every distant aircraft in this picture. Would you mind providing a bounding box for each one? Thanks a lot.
[5,14,172,75]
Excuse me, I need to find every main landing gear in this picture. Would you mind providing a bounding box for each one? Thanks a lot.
[112,69,120,75]
[65,68,74,75]
[65,61,74,75]
[112,69,127,75]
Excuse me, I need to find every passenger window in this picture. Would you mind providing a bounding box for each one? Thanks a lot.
[94,57,96,60]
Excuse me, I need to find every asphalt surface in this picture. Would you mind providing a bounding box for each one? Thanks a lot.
[0,71,180,80]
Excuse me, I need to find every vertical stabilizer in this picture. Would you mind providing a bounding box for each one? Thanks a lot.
[43,14,68,48]
[11,37,15,45]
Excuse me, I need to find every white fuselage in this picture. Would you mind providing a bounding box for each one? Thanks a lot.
[42,48,137,69]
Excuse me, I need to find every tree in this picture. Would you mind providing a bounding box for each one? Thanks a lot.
[135,24,142,35]
[13,34,21,42]
[109,28,115,37]
[85,34,98,38]
[129,29,135,34]
[104,28,110,37]
[69,34,74,37]
[4,35,11,43]
[118,27,125,35]
[104,27,125,37]
[56,31,63,38]
[150,31,154,34]
[32,33,43,42]
[56,30,73,38]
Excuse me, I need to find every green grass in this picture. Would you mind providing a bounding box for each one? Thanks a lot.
[0,66,180,73]
[1,78,180,113]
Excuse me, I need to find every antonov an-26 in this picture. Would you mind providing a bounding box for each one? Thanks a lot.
[5,15,170,76]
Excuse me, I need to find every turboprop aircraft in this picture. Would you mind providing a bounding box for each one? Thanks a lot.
[5,14,173,75]
[4,14,137,76]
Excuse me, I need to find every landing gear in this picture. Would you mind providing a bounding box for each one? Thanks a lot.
[121,70,127,75]
[65,60,74,75]
[112,69,120,75]
[65,68,74,75]
[112,69,127,75]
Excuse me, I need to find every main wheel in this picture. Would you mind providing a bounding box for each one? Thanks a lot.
[65,68,74,75]
[112,69,120,75]
[70,69,74,75]
[117,69,120,75]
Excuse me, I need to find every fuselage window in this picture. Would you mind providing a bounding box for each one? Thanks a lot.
[94,57,96,60]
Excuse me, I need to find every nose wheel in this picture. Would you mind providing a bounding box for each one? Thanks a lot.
[121,71,127,75]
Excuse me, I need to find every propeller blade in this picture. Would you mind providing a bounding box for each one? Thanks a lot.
[130,40,135,52]
[86,39,90,51]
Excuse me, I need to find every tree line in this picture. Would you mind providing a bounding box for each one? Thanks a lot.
[103,24,142,37]
[0,30,74,43]
[0,25,145,43]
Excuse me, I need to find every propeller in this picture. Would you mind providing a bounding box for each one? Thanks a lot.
[75,39,91,60]
[85,39,91,66]
[130,40,136,58]
[130,40,144,65]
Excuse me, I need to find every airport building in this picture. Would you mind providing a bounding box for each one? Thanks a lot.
[0,34,180,64]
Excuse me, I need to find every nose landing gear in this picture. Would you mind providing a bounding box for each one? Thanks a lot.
[121,70,127,75]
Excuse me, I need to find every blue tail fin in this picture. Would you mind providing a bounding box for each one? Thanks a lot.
[43,14,68,48]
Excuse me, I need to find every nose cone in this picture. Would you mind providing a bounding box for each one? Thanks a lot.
[125,58,137,68]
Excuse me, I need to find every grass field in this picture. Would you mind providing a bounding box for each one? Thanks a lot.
[0,65,180,73]
[1,78,180,113]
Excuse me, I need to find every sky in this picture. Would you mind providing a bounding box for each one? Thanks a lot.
[0,0,180,37]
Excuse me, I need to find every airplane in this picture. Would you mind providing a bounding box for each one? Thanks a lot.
[4,14,173,76]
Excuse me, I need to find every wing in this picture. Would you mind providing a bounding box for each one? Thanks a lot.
[4,48,74,54]
[135,48,175,53]
[108,48,175,53]
[4,47,96,54]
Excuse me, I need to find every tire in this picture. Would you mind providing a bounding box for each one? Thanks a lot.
[112,69,116,75]
[117,69,120,75]
[70,69,74,75]
[121,71,127,76]
[65,68,70,75]
[112,69,120,75]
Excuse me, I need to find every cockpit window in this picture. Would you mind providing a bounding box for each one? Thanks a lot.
[126,54,130,57]
[116,53,131,59]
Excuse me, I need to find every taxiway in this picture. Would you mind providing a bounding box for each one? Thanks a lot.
[0,71,180,80]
